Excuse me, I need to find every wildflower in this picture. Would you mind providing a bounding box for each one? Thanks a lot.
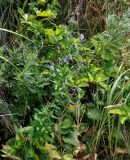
[80,33,84,41]
[63,58,67,63]
[49,65,54,71]
[77,88,81,92]
[69,59,73,64]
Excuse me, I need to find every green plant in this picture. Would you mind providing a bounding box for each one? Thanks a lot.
[0,1,130,159]
[2,107,55,160]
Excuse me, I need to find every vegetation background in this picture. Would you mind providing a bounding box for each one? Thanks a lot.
[0,0,130,159]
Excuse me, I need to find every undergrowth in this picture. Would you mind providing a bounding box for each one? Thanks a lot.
[0,0,130,160]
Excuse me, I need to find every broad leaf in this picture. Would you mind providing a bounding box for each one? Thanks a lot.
[36,10,56,18]
[87,108,100,120]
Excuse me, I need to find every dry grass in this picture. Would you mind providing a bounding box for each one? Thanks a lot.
[61,0,127,37]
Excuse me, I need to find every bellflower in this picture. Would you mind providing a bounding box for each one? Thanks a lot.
[49,65,54,71]
[63,58,67,63]
[80,33,84,41]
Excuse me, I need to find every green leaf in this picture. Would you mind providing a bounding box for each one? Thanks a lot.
[36,10,56,18]
[91,38,101,53]
[17,126,32,133]
[52,0,61,7]
[95,74,108,83]
[88,73,94,82]
[18,8,24,15]
[79,123,89,133]
[63,154,74,160]
[56,25,63,35]
[99,82,110,90]
[41,71,50,75]
[63,131,79,146]
[108,108,126,115]
[61,118,74,129]
[87,108,100,120]
[120,115,128,124]
[86,56,91,63]
[76,78,89,87]
[100,49,114,60]
[44,28,55,36]
[38,0,46,4]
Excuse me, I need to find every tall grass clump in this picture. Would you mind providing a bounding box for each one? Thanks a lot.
[60,0,128,37]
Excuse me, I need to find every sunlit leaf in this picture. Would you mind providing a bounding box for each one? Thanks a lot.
[88,73,94,82]
[38,0,46,4]
[108,108,126,115]
[76,78,89,87]
[63,154,74,160]
[120,115,128,124]
[45,143,61,159]
[36,10,56,18]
